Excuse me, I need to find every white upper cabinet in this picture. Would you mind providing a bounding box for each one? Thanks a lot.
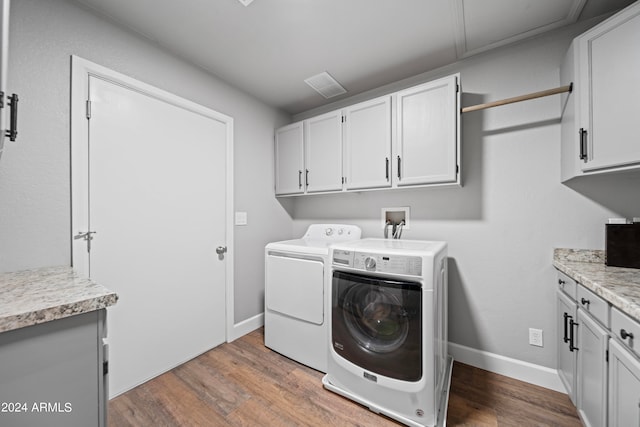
[343,96,392,190]
[561,2,640,180]
[274,122,304,195]
[304,110,343,193]
[274,73,461,196]
[1,0,10,153]
[579,2,640,172]
[394,75,460,187]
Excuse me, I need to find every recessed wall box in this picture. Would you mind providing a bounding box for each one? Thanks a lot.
[381,207,410,229]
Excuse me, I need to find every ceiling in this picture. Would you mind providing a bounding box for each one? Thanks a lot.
[71,0,635,115]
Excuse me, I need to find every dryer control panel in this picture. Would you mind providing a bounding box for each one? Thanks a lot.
[332,249,422,276]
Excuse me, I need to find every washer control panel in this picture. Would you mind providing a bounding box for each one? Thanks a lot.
[332,250,422,276]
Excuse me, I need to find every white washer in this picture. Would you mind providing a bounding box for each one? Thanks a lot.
[323,238,452,427]
[264,224,362,372]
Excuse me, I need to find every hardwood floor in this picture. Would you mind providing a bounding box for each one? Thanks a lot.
[109,328,582,426]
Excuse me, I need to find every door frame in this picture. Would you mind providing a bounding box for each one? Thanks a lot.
[70,55,235,342]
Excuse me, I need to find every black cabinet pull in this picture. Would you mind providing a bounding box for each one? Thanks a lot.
[385,157,389,181]
[305,169,309,187]
[621,329,634,340]
[397,156,401,180]
[563,313,570,344]
[569,318,579,352]
[558,279,565,288]
[298,170,302,189]
[581,298,590,307]
[5,93,18,142]
[579,128,587,161]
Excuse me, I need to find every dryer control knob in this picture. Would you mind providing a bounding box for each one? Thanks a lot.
[325,228,333,236]
[365,256,376,271]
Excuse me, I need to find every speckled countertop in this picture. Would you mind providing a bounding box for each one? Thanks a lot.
[0,265,118,333]
[554,248,640,321]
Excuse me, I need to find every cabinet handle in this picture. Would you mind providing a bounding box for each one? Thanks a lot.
[569,318,579,352]
[397,156,401,180]
[298,170,302,189]
[563,313,570,344]
[621,329,634,340]
[580,297,590,307]
[305,169,309,187]
[5,93,18,142]
[385,157,389,181]
[558,279,565,288]
[579,128,587,161]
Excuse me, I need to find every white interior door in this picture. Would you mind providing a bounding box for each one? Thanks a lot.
[71,57,233,398]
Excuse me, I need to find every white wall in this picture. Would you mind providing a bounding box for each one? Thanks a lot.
[290,23,640,369]
[0,0,294,325]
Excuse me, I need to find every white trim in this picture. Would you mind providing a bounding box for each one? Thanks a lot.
[448,342,565,393]
[452,0,587,59]
[70,55,235,343]
[229,312,264,342]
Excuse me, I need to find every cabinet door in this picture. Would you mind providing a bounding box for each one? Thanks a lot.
[394,75,459,186]
[577,309,609,427]
[609,338,640,427]
[0,0,10,152]
[0,311,104,427]
[578,3,640,172]
[557,290,578,403]
[304,110,342,193]
[343,96,391,190]
[274,122,304,195]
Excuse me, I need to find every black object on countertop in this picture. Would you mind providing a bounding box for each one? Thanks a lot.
[606,223,640,269]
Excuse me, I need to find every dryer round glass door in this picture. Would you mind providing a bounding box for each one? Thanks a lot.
[331,270,422,382]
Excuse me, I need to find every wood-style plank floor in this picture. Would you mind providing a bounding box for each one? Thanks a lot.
[109,328,582,426]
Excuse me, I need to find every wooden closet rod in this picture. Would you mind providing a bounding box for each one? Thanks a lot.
[461,83,573,113]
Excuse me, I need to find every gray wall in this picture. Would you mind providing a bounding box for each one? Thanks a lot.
[0,0,293,324]
[291,24,640,368]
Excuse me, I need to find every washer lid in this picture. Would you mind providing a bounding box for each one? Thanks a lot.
[266,224,362,256]
[266,238,334,256]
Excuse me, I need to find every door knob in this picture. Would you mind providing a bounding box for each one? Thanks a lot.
[216,246,227,255]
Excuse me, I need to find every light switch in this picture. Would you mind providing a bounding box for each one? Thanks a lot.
[235,211,248,226]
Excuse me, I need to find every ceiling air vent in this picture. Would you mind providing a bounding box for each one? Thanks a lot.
[304,72,347,99]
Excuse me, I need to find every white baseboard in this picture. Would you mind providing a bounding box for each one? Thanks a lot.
[229,312,264,342]
[448,342,565,393]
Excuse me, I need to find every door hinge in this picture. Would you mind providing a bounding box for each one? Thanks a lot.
[342,115,346,123]
[86,100,92,120]
[74,230,97,252]
[0,91,4,108]
[606,349,609,363]
[103,361,109,376]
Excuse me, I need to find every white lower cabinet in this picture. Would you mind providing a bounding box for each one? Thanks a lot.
[609,339,640,427]
[576,308,609,427]
[556,269,613,426]
[557,288,578,403]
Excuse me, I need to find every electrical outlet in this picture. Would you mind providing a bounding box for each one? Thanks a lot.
[529,328,543,347]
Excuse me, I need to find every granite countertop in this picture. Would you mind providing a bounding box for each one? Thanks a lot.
[554,248,640,321]
[0,265,118,333]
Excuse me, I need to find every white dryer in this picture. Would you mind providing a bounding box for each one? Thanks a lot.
[323,238,452,427]
[264,224,361,372]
